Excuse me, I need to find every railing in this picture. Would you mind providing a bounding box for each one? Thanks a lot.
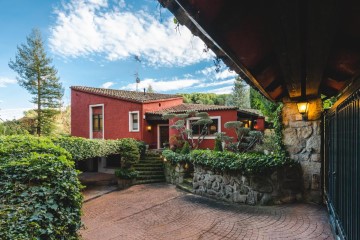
[324,83,360,240]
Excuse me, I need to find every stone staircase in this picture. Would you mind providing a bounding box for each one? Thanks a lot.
[134,153,165,184]
[176,177,193,193]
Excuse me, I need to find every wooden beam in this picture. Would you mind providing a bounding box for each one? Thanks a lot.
[305,0,338,97]
[266,0,303,99]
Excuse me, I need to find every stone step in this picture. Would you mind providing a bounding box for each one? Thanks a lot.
[183,178,193,186]
[137,174,165,180]
[134,163,163,169]
[137,170,164,175]
[176,183,193,193]
[140,158,162,162]
[135,179,165,184]
[141,158,162,161]
[134,167,163,171]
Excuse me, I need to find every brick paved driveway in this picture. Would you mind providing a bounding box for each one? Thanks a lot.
[81,183,334,240]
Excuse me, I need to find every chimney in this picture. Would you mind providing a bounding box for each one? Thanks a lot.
[144,88,146,95]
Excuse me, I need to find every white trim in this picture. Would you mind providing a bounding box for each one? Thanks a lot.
[89,104,104,139]
[129,111,140,132]
[186,116,221,139]
[157,124,169,149]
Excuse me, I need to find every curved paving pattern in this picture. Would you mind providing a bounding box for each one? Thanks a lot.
[81,183,334,240]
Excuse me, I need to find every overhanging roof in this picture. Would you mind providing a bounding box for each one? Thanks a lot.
[159,0,360,101]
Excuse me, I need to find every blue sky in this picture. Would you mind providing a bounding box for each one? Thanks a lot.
[0,0,237,120]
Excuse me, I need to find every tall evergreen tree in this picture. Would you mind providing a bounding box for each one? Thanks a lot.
[9,29,64,136]
[226,76,250,108]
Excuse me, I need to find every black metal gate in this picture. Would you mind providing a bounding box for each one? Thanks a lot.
[324,84,360,240]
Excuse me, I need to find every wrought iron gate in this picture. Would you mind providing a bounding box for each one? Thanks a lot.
[324,84,360,240]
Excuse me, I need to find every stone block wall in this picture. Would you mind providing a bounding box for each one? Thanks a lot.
[282,99,323,203]
[164,162,185,184]
[193,165,302,205]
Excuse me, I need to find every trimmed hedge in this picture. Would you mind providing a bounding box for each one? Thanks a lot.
[162,149,295,174]
[51,136,140,162]
[0,135,82,239]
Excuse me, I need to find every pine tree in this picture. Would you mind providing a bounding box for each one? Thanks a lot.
[227,76,250,108]
[9,29,64,136]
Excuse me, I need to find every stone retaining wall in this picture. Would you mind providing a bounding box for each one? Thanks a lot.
[193,165,302,205]
[164,162,185,184]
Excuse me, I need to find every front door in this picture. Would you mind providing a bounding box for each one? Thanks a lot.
[158,125,169,149]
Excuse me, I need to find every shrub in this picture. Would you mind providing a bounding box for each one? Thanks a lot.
[181,141,191,155]
[163,147,295,174]
[191,149,295,174]
[118,138,140,168]
[51,137,141,164]
[0,135,82,240]
[214,137,223,151]
[115,168,138,179]
[162,149,190,165]
[137,140,146,159]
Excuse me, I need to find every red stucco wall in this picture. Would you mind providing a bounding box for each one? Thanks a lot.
[71,89,183,142]
[169,110,238,150]
[142,98,183,147]
[71,89,142,140]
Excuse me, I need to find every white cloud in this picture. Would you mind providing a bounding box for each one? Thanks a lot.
[101,81,115,88]
[121,78,200,92]
[214,69,237,80]
[49,0,212,66]
[0,108,32,120]
[0,77,17,87]
[198,66,237,80]
[196,79,235,88]
[0,100,3,103]
[205,86,233,94]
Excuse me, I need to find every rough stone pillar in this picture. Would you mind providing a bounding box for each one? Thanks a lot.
[282,99,323,203]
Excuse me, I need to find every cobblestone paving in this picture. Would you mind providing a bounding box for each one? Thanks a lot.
[81,183,334,240]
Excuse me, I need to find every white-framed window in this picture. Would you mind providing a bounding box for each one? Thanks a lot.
[186,116,221,139]
[89,104,104,139]
[129,111,140,132]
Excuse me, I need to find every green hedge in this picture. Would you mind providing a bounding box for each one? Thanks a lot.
[0,135,82,239]
[162,149,295,174]
[51,136,141,162]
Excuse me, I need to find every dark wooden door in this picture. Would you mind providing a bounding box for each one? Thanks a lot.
[159,125,169,149]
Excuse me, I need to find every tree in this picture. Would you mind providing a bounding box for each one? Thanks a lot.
[163,111,213,149]
[226,76,250,108]
[147,84,154,93]
[9,29,64,136]
[250,88,279,121]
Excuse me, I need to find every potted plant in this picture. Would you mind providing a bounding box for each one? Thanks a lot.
[115,168,138,189]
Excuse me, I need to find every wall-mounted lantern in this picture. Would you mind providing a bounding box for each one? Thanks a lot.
[297,102,309,120]
[146,125,152,132]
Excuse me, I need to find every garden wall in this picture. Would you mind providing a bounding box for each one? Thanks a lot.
[164,161,303,206]
[193,165,302,205]
[164,162,185,184]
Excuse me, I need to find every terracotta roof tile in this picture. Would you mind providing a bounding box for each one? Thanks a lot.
[71,86,182,103]
[147,104,238,115]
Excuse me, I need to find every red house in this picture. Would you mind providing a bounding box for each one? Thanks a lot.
[71,86,265,150]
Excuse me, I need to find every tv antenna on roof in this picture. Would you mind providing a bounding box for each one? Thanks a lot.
[134,55,141,92]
